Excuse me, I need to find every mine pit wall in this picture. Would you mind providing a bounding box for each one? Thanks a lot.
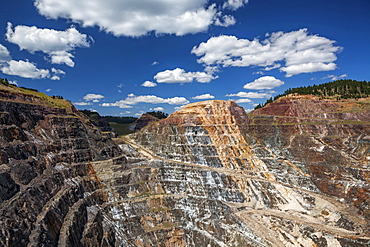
[130,100,370,246]
[1,92,370,247]
[0,97,121,247]
[240,118,370,219]
[90,151,268,247]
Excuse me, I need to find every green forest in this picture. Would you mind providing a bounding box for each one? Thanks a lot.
[255,79,370,109]
[146,111,169,119]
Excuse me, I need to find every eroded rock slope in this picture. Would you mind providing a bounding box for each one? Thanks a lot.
[1,83,370,247]
[0,84,121,246]
[102,97,370,246]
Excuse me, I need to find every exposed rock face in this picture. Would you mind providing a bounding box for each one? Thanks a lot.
[129,113,159,132]
[91,116,117,138]
[1,84,370,247]
[81,110,118,138]
[0,85,122,246]
[111,98,369,246]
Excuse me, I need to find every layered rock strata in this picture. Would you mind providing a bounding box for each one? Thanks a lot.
[129,113,159,132]
[0,85,122,246]
[109,98,370,246]
[1,84,370,247]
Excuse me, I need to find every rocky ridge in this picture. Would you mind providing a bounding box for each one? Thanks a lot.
[129,113,159,132]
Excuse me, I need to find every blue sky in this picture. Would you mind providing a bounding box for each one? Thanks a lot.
[0,0,369,116]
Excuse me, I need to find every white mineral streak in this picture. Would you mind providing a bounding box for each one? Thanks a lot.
[274,184,307,212]
[24,130,45,145]
[46,152,55,160]
[324,236,342,247]
[55,163,68,171]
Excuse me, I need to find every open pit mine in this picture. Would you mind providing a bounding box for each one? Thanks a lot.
[0,82,369,246]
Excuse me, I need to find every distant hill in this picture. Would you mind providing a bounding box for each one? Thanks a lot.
[99,112,167,136]
[129,113,159,132]
[255,79,370,109]
[102,115,138,124]
[146,111,169,119]
[80,110,138,136]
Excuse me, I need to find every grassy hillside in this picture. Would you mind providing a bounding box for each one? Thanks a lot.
[0,78,73,110]
[108,122,134,136]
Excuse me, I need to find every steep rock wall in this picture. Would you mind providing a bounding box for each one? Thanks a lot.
[111,98,370,246]
[0,86,122,246]
[1,84,370,247]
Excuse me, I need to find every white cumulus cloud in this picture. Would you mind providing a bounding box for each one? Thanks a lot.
[50,76,60,80]
[280,62,337,77]
[74,102,92,106]
[8,80,17,86]
[83,94,105,102]
[101,103,132,109]
[141,81,157,87]
[243,76,284,90]
[1,60,50,79]
[51,68,65,75]
[120,111,131,115]
[226,92,272,98]
[235,98,252,103]
[0,44,65,80]
[322,74,348,81]
[135,111,145,116]
[214,14,236,27]
[0,45,64,80]
[174,105,185,110]
[50,68,66,80]
[102,94,189,108]
[192,93,215,100]
[192,28,341,77]
[34,0,244,37]
[154,68,217,84]
[0,44,11,62]
[150,107,165,111]
[223,0,249,10]
[6,23,90,67]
